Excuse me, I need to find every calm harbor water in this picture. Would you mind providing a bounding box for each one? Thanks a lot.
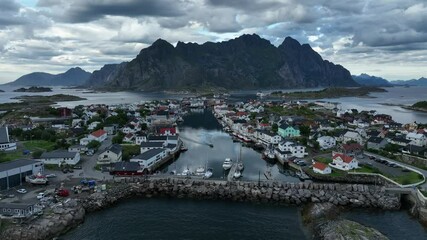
[62,109,427,240]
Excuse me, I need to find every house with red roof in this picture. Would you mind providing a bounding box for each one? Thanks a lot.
[89,129,107,142]
[331,153,358,170]
[159,127,177,136]
[312,162,331,175]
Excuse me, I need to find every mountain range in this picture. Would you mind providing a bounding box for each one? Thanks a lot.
[5,67,91,86]
[8,34,425,90]
[86,34,357,90]
[352,74,393,87]
[391,77,427,86]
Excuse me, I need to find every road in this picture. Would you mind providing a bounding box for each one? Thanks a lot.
[364,151,427,189]
[80,136,114,180]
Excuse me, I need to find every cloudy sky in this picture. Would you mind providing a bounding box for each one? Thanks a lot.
[1,0,426,83]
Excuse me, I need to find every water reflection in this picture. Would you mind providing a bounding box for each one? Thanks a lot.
[161,109,300,182]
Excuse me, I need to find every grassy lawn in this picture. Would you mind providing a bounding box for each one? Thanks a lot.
[314,157,332,164]
[353,165,381,174]
[387,172,424,185]
[121,144,141,161]
[0,140,56,163]
[23,140,56,151]
[420,190,427,198]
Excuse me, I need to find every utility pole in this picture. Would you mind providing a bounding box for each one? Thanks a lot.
[258,170,261,186]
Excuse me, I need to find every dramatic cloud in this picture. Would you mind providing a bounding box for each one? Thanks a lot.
[0,0,426,83]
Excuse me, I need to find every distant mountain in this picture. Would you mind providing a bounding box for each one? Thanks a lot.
[391,77,427,86]
[89,34,358,90]
[352,73,392,87]
[7,67,91,86]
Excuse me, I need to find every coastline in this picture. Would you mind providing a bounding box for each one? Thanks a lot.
[0,177,401,240]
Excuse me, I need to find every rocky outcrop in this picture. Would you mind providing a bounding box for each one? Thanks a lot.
[92,34,358,91]
[315,219,389,240]
[304,170,394,186]
[0,200,85,240]
[85,63,127,87]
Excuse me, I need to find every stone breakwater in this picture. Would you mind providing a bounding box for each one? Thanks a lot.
[82,178,401,211]
[0,200,85,240]
[0,178,401,240]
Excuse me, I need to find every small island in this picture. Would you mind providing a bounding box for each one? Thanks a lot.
[0,89,4,92]
[404,101,427,112]
[271,87,387,99]
[13,86,53,92]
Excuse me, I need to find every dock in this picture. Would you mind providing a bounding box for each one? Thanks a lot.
[227,162,238,181]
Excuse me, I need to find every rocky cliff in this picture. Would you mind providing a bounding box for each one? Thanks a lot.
[92,34,357,90]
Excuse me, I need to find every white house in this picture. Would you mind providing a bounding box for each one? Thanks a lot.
[343,131,363,145]
[87,121,101,131]
[68,145,88,153]
[255,130,282,145]
[130,148,167,170]
[88,129,108,142]
[277,141,307,158]
[406,132,427,147]
[316,136,336,150]
[0,126,17,151]
[39,150,81,165]
[140,142,165,153]
[135,134,147,144]
[313,162,332,175]
[330,153,358,171]
[97,144,122,165]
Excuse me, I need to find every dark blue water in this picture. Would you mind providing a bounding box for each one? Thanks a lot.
[63,109,427,240]
[63,198,309,240]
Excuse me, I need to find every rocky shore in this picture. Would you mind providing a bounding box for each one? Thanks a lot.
[0,178,401,240]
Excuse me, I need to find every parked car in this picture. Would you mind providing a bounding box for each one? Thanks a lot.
[369,156,376,160]
[37,192,46,199]
[73,165,82,170]
[17,188,27,194]
[62,168,69,173]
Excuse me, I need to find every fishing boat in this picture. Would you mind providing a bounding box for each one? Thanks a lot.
[182,168,191,176]
[26,172,48,185]
[204,168,213,179]
[195,166,206,176]
[222,158,232,170]
[233,169,242,179]
[180,145,188,151]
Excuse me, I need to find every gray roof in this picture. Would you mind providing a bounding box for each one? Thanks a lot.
[166,144,177,149]
[0,159,41,172]
[41,150,77,159]
[112,161,140,172]
[148,135,168,141]
[0,126,10,144]
[257,129,276,137]
[368,137,385,144]
[167,136,178,140]
[0,203,34,210]
[140,142,164,148]
[133,148,164,160]
[105,144,122,155]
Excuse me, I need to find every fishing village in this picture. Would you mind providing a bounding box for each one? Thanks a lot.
[1,90,427,239]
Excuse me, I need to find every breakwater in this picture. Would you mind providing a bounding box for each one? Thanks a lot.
[0,178,401,240]
[82,177,400,211]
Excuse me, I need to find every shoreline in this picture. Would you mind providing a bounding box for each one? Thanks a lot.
[0,177,401,240]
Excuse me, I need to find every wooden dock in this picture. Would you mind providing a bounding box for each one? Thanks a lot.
[227,163,238,181]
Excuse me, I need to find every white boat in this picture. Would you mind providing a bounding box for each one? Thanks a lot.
[222,158,232,170]
[195,166,205,175]
[233,170,242,179]
[182,168,191,176]
[25,173,48,185]
[204,168,213,179]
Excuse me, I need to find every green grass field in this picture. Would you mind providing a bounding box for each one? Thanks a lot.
[0,140,56,163]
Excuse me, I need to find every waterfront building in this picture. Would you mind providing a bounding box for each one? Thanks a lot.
[277,124,300,138]
[39,150,80,165]
[0,203,36,218]
[131,148,167,170]
[0,126,17,151]
[0,159,44,190]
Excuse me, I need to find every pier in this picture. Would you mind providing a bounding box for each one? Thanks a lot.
[227,162,238,181]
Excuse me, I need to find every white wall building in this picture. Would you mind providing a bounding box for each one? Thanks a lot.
[39,150,81,165]
[316,136,336,150]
